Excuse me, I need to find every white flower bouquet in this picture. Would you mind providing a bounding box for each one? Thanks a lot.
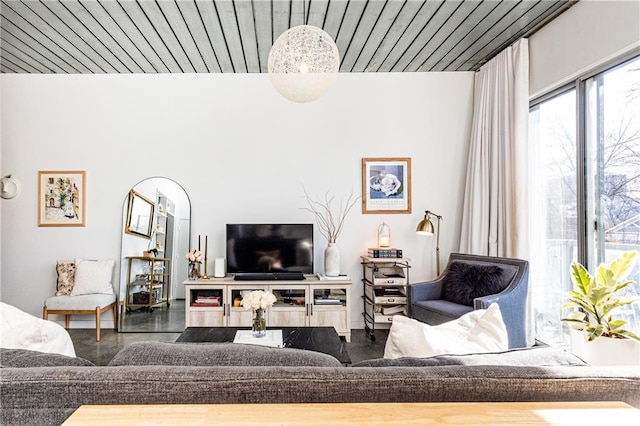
[185,249,202,265]
[241,290,277,310]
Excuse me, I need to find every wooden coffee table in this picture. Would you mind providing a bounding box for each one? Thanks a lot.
[63,401,640,425]
[176,326,351,365]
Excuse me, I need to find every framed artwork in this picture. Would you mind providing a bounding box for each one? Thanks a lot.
[362,157,412,214]
[38,171,86,227]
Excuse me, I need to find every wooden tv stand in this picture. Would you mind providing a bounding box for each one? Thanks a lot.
[184,275,352,342]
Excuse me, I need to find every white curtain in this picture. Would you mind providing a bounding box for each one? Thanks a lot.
[459,39,530,259]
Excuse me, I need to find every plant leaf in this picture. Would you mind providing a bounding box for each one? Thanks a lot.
[570,261,592,295]
[615,330,640,341]
[608,251,638,281]
[584,325,604,341]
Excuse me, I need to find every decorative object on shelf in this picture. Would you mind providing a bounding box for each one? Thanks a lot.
[302,187,359,277]
[268,25,340,103]
[143,249,158,258]
[362,158,412,214]
[186,249,202,280]
[324,243,340,277]
[0,174,20,199]
[562,251,640,365]
[378,222,391,247]
[37,170,86,227]
[416,210,443,275]
[241,290,277,338]
[201,235,209,279]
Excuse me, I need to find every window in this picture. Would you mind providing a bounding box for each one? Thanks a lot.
[530,56,640,346]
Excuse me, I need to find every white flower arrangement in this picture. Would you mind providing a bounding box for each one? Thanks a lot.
[241,290,277,310]
[185,249,202,265]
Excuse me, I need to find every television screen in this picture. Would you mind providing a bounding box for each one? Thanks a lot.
[226,224,314,274]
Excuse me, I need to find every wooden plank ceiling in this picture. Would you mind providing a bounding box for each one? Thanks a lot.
[0,0,575,74]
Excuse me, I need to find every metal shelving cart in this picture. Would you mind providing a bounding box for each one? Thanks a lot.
[125,256,171,313]
[361,256,410,341]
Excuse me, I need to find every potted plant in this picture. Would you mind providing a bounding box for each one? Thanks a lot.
[562,251,640,365]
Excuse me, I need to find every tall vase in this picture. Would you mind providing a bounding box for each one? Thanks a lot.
[188,263,201,280]
[252,308,267,338]
[324,243,340,277]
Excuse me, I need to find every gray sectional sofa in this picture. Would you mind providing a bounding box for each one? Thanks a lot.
[2,342,639,425]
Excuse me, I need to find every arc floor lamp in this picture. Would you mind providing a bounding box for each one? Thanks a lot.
[416,211,443,276]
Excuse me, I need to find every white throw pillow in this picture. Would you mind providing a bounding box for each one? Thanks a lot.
[0,302,76,357]
[70,259,115,296]
[384,303,508,359]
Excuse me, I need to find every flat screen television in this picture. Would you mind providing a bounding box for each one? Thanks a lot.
[226,224,314,274]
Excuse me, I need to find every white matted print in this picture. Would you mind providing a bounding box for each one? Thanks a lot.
[38,170,86,227]
[362,158,412,214]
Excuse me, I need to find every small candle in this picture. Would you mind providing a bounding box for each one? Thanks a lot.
[198,235,201,252]
[205,235,208,260]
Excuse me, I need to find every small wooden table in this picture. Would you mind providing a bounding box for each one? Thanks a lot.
[62,401,640,425]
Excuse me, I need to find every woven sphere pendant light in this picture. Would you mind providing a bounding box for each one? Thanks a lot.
[267,25,340,103]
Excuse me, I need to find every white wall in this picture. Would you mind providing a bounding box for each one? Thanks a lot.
[529,0,640,98]
[0,72,474,329]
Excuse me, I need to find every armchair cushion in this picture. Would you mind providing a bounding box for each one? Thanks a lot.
[70,259,115,296]
[55,260,76,296]
[441,261,510,306]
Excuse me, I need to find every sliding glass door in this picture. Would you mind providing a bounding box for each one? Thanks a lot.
[529,55,640,346]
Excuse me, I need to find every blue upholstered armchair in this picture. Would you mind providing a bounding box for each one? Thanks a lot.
[408,253,531,349]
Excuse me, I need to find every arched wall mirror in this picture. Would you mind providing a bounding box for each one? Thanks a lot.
[118,177,190,332]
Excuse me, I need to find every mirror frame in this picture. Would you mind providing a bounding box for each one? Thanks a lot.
[125,189,155,239]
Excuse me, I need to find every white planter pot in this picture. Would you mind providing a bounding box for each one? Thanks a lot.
[570,328,640,366]
[324,243,340,277]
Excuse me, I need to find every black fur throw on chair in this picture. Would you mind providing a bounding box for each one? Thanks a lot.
[441,262,509,306]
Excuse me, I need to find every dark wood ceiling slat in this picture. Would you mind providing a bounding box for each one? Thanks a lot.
[138,0,196,72]
[116,0,181,72]
[97,0,168,73]
[196,0,234,73]
[0,1,94,73]
[41,0,132,73]
[427,0,517,72]
[351,0,404,72]
[253,0,272,73]
[216,0,247,73]
[1,28,66,73]
[272,0,291,41]
[156,0,208,72]
[234,0,260,72]
[403,0,498,72]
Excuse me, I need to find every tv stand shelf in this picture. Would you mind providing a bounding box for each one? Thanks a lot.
[184,275,352,342]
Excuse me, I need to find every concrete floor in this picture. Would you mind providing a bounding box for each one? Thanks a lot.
[68,327,389,366]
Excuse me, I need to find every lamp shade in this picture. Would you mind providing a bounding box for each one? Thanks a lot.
[268,25,340,103]
[416,217,435,235]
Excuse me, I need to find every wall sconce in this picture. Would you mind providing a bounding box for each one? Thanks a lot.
[267,25,340,103]
[378,222,390,247]
[416,211,443,275]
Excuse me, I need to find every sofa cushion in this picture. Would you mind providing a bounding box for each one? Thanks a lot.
[55,260,76,296]
[0,348,94,368]
[107,342,344,367]
[353,346,588,367]
[384,303,508,359]
[442,261,510,306]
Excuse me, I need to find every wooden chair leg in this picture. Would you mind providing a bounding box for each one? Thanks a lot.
[95,307,101,341]
[65,315,70,329]
[43,306,48,320]
[112,304,117,330]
